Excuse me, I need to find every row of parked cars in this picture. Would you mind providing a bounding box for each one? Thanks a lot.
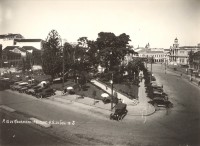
[143,72,173,109]
[10,81,56,98]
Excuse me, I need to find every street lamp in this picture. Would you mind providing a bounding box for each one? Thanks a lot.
[76,58,81,84]
[110,72,114,111]
[165,58,167,74]
[109,51,114,111]
[61,40,65,90]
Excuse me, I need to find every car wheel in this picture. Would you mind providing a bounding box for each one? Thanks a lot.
[117,115,121,121]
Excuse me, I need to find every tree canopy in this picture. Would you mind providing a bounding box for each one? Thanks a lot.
[42,30,62,79]
[94,32,135,72]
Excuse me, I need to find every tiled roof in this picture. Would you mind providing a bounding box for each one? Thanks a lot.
[3,46,20,51]
[22,46,38,51]
[3,46,27,52]
[14,39,43,42]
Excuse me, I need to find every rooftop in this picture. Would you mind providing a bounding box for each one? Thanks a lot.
[3,46,20,51]
[22,46,38,51]
[0,34,23,39]
[3,46,27,52]
[14,39,43,42]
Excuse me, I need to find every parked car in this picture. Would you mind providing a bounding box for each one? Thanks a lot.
[36,88,55,98]
[26,85,41,95]
[149,97,173,109]
[53,77,63,84]
[32,86,46,97]
[10,81,23,90]
[13,82,28,91]
[19,84,37,93]
[152,87,163,93]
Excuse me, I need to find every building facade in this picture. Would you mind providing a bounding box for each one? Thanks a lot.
[134,45,166,63]
[1,46,22,67]
[0,33,24,49]
[169,38,200,65]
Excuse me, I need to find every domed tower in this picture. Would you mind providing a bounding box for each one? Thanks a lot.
[173,37,179,48]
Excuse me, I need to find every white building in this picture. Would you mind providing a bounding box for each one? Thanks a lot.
[0,33,24,49]
[169,38,200,65]
[0,33,43,50]
[134,44,166,63]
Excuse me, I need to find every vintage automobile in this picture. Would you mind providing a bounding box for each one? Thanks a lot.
[148,97,173,109]
[10,81,23,90]
[36,88,55,98]
[19,84,37,93]
[14,82,29,91]
[26,85,41,95]
[110,103,128,121]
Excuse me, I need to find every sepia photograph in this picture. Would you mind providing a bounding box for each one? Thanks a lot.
[0,0,200,145]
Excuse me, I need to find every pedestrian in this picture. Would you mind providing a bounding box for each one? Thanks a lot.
[106,85,108,90]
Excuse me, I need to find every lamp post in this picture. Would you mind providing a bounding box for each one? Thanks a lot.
[76,58,81,84]
[109,51,114,111]
[61,40,65,90]
[110,72,114,111]
[165,58,166,74]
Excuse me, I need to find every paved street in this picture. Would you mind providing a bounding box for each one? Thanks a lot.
[148,63,200,145]
[0,64,200,146]
[0,109,76,146]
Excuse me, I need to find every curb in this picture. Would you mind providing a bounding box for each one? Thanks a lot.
[0,105,16,112]
[48,96,156,117]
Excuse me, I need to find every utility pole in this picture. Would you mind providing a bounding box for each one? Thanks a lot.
[165,58,166,74]
[62,41,65,90]
[111,72,114,111]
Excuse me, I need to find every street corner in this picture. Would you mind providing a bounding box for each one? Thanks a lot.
[126,103,156,117]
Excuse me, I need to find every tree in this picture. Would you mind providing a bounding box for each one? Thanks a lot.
[126,58,145,81]
[188,50,194,68]
[32,49,42,65]
[95,32,134,72]
[42,30,62,80]
[0,44,2,67]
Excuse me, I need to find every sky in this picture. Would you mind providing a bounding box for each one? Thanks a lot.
[0,0,200,48]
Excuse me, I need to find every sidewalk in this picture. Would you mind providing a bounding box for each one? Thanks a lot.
[90,79,139,105]
[48,79,155,117]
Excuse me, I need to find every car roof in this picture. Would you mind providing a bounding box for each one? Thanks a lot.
[153,97,165,100]
[19,82,28,85]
